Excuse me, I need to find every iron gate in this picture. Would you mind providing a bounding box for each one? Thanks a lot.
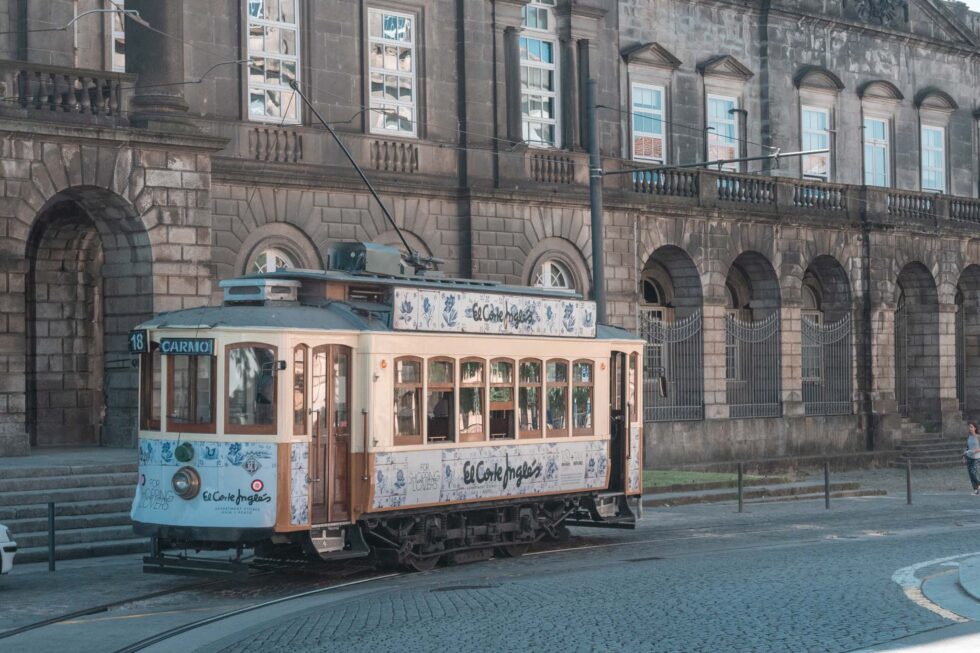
[639,308,704,422]
[726,312,781,418]
[895,299,909,417]
[801,314,852,416]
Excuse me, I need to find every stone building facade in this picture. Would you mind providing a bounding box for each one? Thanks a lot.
[2,0,980,467]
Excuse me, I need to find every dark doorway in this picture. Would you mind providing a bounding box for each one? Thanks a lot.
[311,345,352,524]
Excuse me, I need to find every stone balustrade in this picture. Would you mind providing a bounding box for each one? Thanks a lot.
[0,59,134,124]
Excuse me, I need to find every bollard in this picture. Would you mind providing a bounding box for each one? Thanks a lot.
[906,458,913,506]
[47,501,55,572]
[737,463,744,513]
[824,462,830,510]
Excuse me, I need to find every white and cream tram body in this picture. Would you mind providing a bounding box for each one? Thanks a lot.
[130,245,644,570]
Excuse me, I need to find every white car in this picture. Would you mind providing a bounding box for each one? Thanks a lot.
[0,524,16,574]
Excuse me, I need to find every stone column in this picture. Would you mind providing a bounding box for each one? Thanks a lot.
[938,301,964,435]
[781,305,804,417]
[869,303,900,447]
[702,299,728,419]
[124,0,195,132]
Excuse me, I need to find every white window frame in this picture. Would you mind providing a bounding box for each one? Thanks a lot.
[631,83,666,164]
[534,259,574,290]
[863,116,890,188]
[108,0,125,72]
[520,0,560,149]
[246,0,301,125]
[707,94,739,172]
[921,125,946,193]
[250,248,296,274]
[367,7,418,138]
[801,105,831,181]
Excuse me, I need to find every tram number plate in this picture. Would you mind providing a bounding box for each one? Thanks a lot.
[128,330,150,354]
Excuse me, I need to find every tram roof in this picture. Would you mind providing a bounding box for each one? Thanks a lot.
[242,268,585,300]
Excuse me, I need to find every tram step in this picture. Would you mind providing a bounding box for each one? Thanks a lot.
[0,462,137,481]
[15,536,151,564]
[15,524,138,549]
[0,497,133,521]
[3,510,133,536]
[0,484,135,507]
[642,481,862,507]
[0,471,135,493]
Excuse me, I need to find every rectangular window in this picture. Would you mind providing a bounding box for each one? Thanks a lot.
[247,0,299,123]
[394,357,423,445]
[427,359,455,443]
[167,355,216,433]
[707,95,738,171]
[546,360,568,437]
[109,0,126,72]
[863,117,890,187]
[459,359,486,442]
[519,359,542,438]
[632,84,665,163]
[520,1,558,148]
[921,125,946,193]
[572,361,593,435]
[368,8,417,136]
[140,346,161,431]
[293,345,307,435]
[802,313,823,381]
[226,344,277,434]
[489,359,515,440]
[801,106,831,180]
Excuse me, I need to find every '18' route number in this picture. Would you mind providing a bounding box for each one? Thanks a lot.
[129,330,150,354]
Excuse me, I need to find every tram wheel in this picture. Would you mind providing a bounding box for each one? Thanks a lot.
[494,542,532,558]
[406,553,440,572]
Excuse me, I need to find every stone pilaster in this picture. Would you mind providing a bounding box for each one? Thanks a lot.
[780,305,804,417]
[703,300,728,419]
[938,302,963,434]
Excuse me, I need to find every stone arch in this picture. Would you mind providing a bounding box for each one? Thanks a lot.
[858,80,904,101]
[25,186,153,448]
[956,265,980,419]
[802,255,852,323]
[640,245,703,319]
[232,222,323,276]
[895,262,941,427]
[915,87,958,111]
[522,237,591,296]
[726,251,781,318]
[794,65,845,91]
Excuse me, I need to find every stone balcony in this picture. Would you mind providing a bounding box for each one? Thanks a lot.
[0,59,134,127]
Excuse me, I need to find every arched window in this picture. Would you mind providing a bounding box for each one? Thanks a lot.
[251,248,296,274]
[534,259,574,290]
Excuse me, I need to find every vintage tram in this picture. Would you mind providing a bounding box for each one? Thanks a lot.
[130,244,643,570]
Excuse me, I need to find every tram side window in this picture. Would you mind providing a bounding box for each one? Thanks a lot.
[459,359,485,442]
[293,345,307,435]
[427,359,455,443]
[519,359,542,438]
[394,357,423,445]
[629,353,638,423]
[546,359,568,437]
[489,359,515,440]
[572,360,594,435]
[168,355,216,433]
[226,344,278,434]
[140,344,161,431]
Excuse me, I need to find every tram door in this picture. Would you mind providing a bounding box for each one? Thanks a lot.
[311,346,352,524]
[608,351,629,492]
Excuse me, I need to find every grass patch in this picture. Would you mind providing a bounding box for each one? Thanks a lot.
[643,469,765,488]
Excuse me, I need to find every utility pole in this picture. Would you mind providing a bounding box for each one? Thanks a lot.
[587,79,607,325]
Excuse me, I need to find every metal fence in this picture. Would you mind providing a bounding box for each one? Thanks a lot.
[801,314,853,416]
[895,300,909,417]
[726,312,781,418]
[639,308,704,422]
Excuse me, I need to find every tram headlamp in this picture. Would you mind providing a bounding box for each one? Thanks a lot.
[171,466,201,500]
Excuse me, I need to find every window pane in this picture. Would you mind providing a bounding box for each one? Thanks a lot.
[547,361,567,383]
[547,387,567,431]
[574,362,593,384]
[333,350,349,431]
[141,349,161,430]
[491,361,513,384]
[394,387,421,437]
[293,347,306,434]
[519,387,541,431]
[427,390,454,442]
[572,386,592,430]
[429,360,454,386]
[227,347,276,427]
[171,355,213,426]
[520,360,541,383]
[459,387,484,435]
[396,359,421,384]
[461,361,483,385]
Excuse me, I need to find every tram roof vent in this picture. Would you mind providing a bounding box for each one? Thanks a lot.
[220,278,301,304]
[327,242,409,277]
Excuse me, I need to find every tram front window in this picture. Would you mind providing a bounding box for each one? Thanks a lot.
[168,355,215,432]
[427,359,455,442]
[490,359,515,440]
[226,345,277,433]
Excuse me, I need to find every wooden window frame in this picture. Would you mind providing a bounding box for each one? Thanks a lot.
[293,344,308,435]
[166,354,217,434]
[225,342,279,436]
[140,343,161,431]
[393,356,424,446]
[458,357,486,443]
[426,357,456,444]
[518,358,544,439]
[545,358,570,438]
[572,359,595,437]
[489,357,516,440]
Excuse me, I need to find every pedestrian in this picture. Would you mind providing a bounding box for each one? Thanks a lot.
[966,422,980,495]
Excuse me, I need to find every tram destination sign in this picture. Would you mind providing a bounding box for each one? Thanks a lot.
[159,338,215,356]
[393,288,596,338]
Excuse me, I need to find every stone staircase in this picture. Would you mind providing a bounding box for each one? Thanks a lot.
[891,418,965,469]
[0,460,148,563]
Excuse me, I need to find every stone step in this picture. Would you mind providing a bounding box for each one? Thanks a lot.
[4,510,133,536]
[0,462,137,481]
[747,489,887,504]
[0,484,135,507]
[642,482,861,507]
[0,471,136,493]
[890,459,964,469]
[14,523,138,549]
[0,497,133,521]
[897,441,963,451]
[15,536,151,564]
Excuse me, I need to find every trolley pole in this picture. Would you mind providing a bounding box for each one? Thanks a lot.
[586,79,607,325]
